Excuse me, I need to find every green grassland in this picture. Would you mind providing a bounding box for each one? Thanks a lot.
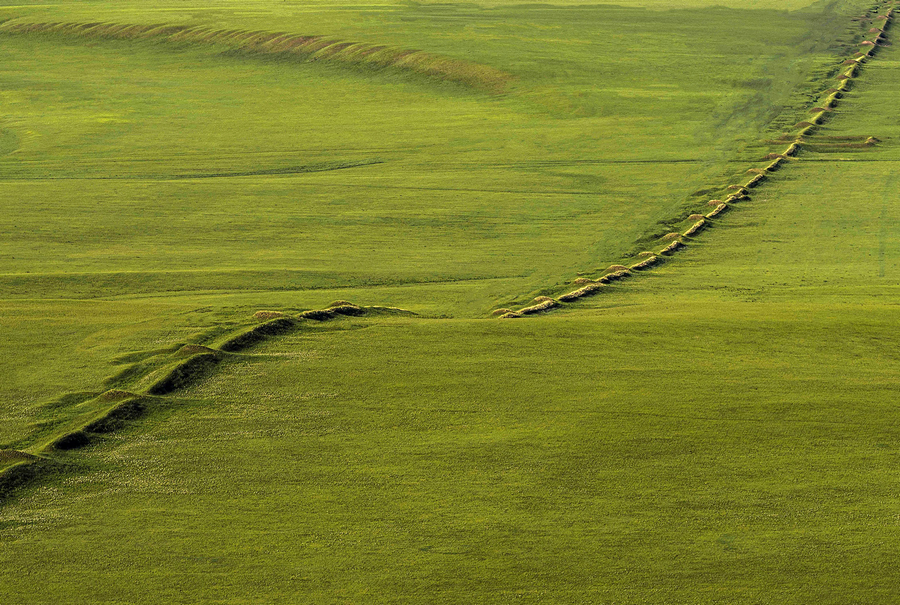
[2,0,899,602]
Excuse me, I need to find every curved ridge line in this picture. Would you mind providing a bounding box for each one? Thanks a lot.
[0,20,512,93]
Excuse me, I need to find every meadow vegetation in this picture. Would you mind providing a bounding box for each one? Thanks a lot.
[1,0,898,602]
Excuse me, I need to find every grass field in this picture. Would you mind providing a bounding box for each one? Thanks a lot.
[1,0,899,602]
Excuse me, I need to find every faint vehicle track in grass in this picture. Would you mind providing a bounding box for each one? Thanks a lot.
[0,158,384,181]
[878,171,899,277]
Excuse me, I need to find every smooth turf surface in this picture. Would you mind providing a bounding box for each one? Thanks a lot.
[1,0,898,602]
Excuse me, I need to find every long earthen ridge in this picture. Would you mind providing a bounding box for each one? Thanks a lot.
[0,303,410,504]
[498,1,895,318]
[0,20,512,93]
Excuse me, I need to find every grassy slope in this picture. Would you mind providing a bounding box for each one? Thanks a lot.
[0,0,864,451]
[2,0,899,602]
[3,309,900,603]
